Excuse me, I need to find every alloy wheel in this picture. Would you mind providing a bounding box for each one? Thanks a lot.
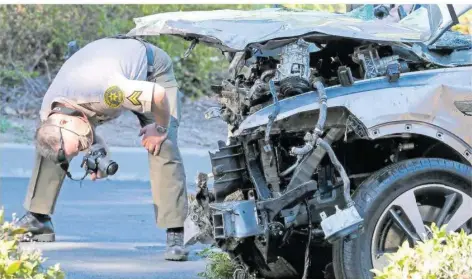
[371,184,472,270]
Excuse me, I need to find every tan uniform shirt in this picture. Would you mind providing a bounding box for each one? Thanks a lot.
[40,38,179,125]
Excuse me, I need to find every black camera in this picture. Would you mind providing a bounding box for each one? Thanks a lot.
[81,144,118,176]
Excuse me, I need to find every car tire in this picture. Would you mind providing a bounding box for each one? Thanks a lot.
[332,158,472,279]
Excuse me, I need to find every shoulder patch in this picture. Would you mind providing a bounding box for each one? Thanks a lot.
[104,86,124,108]
[127,91,142,106]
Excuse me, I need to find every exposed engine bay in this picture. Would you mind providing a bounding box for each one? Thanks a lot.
[211,39,420,132]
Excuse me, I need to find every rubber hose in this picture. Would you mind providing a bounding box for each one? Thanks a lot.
[291,142,314,156]
[313,81,327,135]
[316,137,354,206]
[290,82,328,156]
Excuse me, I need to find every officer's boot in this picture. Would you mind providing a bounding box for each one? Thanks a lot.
[164,228,189,261]
[15,212,55,242]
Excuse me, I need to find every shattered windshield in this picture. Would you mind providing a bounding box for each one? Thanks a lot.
[347,4,472,49]
[346,5,430,34]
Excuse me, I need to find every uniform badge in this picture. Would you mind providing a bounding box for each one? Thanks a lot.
[127,90,142,106]
[104,86,124,108]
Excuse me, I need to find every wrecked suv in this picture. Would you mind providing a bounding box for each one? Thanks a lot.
[129,4,472,279]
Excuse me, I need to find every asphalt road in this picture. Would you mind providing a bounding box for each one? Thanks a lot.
[1,177,207,279]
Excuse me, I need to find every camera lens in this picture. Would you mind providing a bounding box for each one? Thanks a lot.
[106,162,119,175]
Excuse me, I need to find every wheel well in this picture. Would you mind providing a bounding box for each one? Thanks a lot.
[330,134,471,190]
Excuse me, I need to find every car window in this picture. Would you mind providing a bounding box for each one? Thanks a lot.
[347,5,471,49]
[346,5,433,39]
[427,8,471,50]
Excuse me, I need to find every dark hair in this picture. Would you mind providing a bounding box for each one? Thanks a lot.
[35,119,62,163]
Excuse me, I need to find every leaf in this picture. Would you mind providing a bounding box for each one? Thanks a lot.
[11,227,28,235]
[56,271,66,279]
[4,240,17,250]
[23,261,37,275]
[6,260,21,275]
[33,274,46,279]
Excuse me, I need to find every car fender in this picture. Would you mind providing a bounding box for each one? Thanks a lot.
[236,66,472,163]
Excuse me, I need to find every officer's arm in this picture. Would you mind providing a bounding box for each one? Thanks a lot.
[112,76,170,127]
[150,85,170,129]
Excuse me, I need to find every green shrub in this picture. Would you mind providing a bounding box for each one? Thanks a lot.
[0,4,265,103]
[0,208,65,279]
[197,247,237,279]
[372,224,472,279]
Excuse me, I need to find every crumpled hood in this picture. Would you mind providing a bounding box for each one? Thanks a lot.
[128,8,430,51]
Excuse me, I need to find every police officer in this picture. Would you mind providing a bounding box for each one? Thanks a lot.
[16,36,189,261]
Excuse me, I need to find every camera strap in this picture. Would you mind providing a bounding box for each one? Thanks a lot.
[59,162,88,187]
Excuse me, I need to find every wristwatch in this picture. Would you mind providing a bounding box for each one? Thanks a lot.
[155,124,168,134]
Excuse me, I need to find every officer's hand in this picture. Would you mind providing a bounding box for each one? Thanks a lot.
[139,123,168,156]
[90,169,106,181]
